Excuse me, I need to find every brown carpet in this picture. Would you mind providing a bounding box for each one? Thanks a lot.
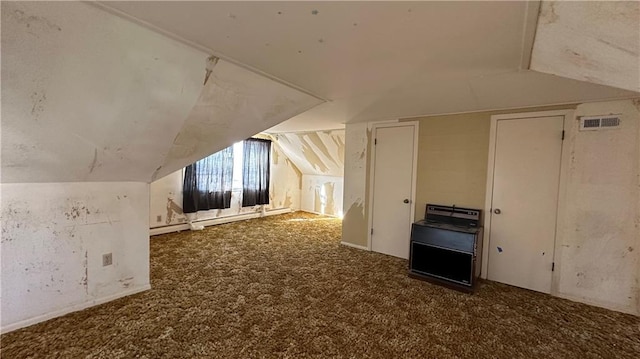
[2,212,639,358]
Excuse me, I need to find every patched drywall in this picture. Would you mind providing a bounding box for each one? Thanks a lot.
[301,175,343,217]
[149,140,302,228]
[555,99,640,315]
[341,123,370,247]
[272,130,345,177]
[1,1,323,183]
[1,182,150,332]
[531,1,640,92]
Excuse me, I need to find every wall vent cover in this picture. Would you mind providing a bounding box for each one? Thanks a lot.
[579,115,621,131]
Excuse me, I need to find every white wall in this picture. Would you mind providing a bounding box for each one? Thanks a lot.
[149,140,302,229]
[272,130,345,218]
[1,1,322,332]
[301,175,344,217]
[554,99,640,315]
[1,182,150,332]
[341,123,370,248]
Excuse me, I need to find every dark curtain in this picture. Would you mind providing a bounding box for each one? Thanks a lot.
[183,146,234,213]
[242,138,271,207]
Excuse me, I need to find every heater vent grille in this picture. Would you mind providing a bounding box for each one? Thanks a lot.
[579,115,621,131]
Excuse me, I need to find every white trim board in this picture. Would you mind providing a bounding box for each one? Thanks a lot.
[340,241,369,251]
[150,208,293,236]
[1,284,151,334]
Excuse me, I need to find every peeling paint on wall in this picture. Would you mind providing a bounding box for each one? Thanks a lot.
[301,175,343,217]
[166,198,185,224]
[1,182,150,330]
[556,99,640,315]
[307,133,341,169]
[300,136,331,173]
[342,123,370,247]
[342,200,368,247]
[273,130,345,177]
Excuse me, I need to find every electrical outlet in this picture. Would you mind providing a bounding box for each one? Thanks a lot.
[156,215,162,222]
[102,253,113,266]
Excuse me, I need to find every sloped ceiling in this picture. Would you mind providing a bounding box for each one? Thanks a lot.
[1,1,322,183]
[155,61,322,180]
[531,1,640,93]
[102,1,638,133]
[271,130,345,178]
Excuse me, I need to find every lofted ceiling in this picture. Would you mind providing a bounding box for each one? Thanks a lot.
[101,1,638,132]
[531,1,640,93]
[1,1,322,183]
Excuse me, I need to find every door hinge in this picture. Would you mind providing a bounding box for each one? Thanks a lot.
[552,262,555,271]
[561,130,565,141]
[371,228,374,235]
[374,138,377,145]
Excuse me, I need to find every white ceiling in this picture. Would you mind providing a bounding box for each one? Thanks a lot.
[102,1,638,132]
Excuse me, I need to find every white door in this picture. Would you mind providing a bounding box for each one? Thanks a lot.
[487,116,564,293]
[371,124,416,259]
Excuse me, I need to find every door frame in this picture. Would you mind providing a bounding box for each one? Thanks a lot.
[367,121,420,251]
[481,110,574,295]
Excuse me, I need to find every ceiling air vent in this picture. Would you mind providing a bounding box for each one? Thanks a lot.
[579,115,621,131]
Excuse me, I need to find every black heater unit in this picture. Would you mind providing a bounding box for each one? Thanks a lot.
[409,204,483,292]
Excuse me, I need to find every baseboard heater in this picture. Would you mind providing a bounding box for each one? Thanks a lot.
[150,208,292,236]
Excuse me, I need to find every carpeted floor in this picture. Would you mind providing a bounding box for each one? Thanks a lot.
[2,212,639,358]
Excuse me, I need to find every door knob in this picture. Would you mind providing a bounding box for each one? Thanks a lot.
[403,199,410,204]
[494,208,501,214]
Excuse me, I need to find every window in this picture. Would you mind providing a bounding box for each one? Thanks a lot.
[183,138,271,213]
[242,138,271,207]
[183,146,234,213]
[231,141,244,190]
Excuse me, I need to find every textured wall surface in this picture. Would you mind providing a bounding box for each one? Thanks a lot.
[412,113,491,219]
[1,1,202,183]
[555,99,640,315]
[1,182,150,332]
[301,175,343,217]
[269,130,345,217]
[272,130,345,177]
[531,1,640,92]
[1,1,322,331]
[341,123,370,247]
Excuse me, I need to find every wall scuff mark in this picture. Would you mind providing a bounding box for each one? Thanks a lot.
[166,198,185,224]
[88,149,98,174]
